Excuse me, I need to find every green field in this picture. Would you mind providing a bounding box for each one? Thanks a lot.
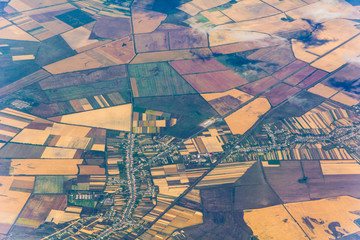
[134,94,218,138]
[215,51,268,82]
[55,9,95,28]
[44,78,131,103]
[34,176,64,194]
[129,62,197,97]
[36,35,76,66]
[69,195,97,208]
[0,39,40,88]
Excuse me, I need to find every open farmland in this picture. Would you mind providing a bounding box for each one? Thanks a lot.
[225,98,271,135]
[0,176,34,234]
[16,195,67,228]
[129,62,196,97]
[201,89,253,116]
[34,176,65,194]
[10,159,83,175]
[183,70,248,93]
[51,104,132,131]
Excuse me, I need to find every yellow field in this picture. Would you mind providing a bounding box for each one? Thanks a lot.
[331,92,359,106]
[200,136,223,153]
[44,52,105,74]
[311,35,360,72]
[0,24,38,42]
[262,0,305,11]
[201,89,253,115]
[285,196,360,239]
[222,0,280,22]
[45,210,80,224]
[61,26,100,51]
[197,161,255,187]
[41,147,78,158]
[55,104,132,131]
[308,83,338,98]
[225,98,271,135]
[291,39,319,63]
[10,159,82,175]
[0,176,34,234]
[178,0,230,15]
[209,27,283,47]
[130,48,212,64]
[244,205,308,240]
[9,0,67,12]
[11,128,50,145]
[320,160,360,175]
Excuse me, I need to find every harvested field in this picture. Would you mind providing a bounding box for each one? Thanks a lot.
[169,28,208,50]
[240,76,278,95]
[79,165,105,175]
[129,62,196,97]
[169,58,227,75]
[197,162,255,188]
[0,176,34,234]
[88,36,135,64]
[92,16,131,40]
[40,147,80,158]
[201,89,253,116]
[16,195,67,228]
[211,38,283,54]
[10,159,82,175]
[61,26,100,51]
[52,104,132,131]
[224,98,271,135]
[34,176,65,194]
[244,205,308,240]
[311,35,360,72]
[285,196,360,239]
[331,92,359,106]
[263,83,301,106]
[262,0,306,11]
[320,160,360,175]
[134,31,169,53]
[183,70,247,93]
[222,0,280,22]
[263,161,310,203]
[308,83,338,98]
[132,7,166,34]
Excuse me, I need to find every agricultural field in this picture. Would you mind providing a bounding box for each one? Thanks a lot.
[1,0,360,239]
[129,62,196,97]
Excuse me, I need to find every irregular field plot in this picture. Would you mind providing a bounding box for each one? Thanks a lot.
[129,62,196,97]
[225,98,270,135]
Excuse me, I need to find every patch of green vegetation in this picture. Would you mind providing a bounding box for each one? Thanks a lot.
[194,13,209,23]
[36,35,76,66]
[128,62,197,97]
[134,94,218,138]
[55,9,95,28]
[69,195,97,208]
[281,14,295,22]
[215,50,268,82]
[34,176,64,194]
[44,78,130,103]
[0,39,40,88]
[264,91,326,123]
